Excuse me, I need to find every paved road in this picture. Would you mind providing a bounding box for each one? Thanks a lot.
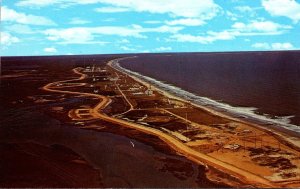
[42,58,276,188]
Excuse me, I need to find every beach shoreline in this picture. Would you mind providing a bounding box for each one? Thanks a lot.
[111,57,300,151]
[6,55,300,187]
[103,57,300,187]
[34,56,300,187]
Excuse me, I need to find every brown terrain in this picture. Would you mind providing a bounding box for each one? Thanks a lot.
[1,55,300,187]
[0,56,223,188]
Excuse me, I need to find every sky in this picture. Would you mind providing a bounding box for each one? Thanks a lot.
[1,0,300,56]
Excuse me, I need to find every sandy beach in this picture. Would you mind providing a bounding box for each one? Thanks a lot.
[112,58,300,186]
[1,55,299,187]
[1,56,222,188]
[39,57,300,187]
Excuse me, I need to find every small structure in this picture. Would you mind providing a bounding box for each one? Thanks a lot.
[242,129,252,134]
[225,122,238,130]
[224,144,240,151]
[84,66,92,72]
[132,92,144,96]
[129,87,140,91]
[145,89,153,96]
[109,77,118,81]
[98,68,106,72]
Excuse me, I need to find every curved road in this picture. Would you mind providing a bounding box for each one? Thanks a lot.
[42,58,277,188]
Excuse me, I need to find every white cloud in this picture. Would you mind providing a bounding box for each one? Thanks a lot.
[226,11,238,21]
[170,30,235,44]
[153,46,172,51]
[234,6,256,17]
[166,18,205,26]
[262,0,300,22]
[252,42,270,49]
[44,47,57,53]
[99,0,221,21]
[252,42,294,50]
[144,20,162,24]
[16,0,111,7]
[142,46,172,53]
[44,28,97,44]
[208,31,236,40]
[44,25,182,44]
[1,32,20,46]
[69,18,91,25]
[120,46,136,51]
[271,42,294,50]
[232,20,291,33]
[235,6,253,12]
[151,25,183,33]
[16,0,221,20]
[95,6,129,13]
[16,0,59,7]
[120,46,172,53]
[169,20,292,44]
[1,6,56,26]
[5,24,35,34]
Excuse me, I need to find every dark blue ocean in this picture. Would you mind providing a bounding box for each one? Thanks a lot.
[120,51,300,127]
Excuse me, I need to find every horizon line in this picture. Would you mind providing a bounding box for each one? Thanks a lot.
[1,49,300,58]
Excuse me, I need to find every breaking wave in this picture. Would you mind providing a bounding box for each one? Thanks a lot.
[112,58,300,134]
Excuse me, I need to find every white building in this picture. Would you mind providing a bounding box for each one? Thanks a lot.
[145,89,153,96]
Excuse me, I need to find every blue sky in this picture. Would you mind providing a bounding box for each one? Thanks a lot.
[1,0,300,56]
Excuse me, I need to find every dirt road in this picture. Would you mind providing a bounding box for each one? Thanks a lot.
[42,59,276,187]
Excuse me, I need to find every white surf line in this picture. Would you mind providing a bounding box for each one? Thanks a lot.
[111,58,300,136]
[45,62,276,187]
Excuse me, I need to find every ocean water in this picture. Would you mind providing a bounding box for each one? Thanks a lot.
[119,51,300,130]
